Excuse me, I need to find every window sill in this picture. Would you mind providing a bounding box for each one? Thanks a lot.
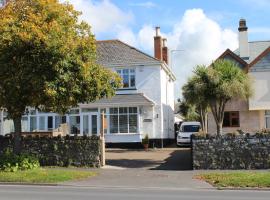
[105,133,141,136]
[117,88,137,91]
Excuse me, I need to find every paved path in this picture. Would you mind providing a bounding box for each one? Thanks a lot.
[65,148,211,189]
[0,185,270,200]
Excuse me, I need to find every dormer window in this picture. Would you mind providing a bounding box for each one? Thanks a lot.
[116,68,136,88]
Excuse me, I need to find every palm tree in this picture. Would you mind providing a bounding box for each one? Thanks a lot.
[182,66,209,133]
[201,59,253,136]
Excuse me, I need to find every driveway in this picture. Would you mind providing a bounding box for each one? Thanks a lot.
[105,148,192,170]
[65,148,212,189]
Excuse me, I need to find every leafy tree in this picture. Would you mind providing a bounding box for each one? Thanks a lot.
[178,99,200,122]
[182,66,209,133]
[191,59,253,136]
[0,0,121,153]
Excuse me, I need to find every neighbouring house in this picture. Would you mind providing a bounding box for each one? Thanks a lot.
[0,27,176,146]
[208,19,270,134]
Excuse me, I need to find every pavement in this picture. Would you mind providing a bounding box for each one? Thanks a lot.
[0,185,270,200]
[64,148,212,190]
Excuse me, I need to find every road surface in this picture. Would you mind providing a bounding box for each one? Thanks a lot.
[0,185,269,200]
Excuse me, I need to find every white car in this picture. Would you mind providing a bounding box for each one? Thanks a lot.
[177,121,201,146]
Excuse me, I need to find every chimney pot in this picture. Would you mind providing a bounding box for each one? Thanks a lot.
[155,27,160,36]
[162,38,167,47]
[238,18,248,32]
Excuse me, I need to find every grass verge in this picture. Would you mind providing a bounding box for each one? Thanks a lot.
[0,168,96,184]
[196,171,270,188]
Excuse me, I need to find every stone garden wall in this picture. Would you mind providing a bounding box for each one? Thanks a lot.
[192,135,270,169]
[0,135,101,167]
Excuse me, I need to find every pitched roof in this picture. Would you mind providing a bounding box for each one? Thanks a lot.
[80,94,155,107]
[96,40,161,67]
[234,41,270,63]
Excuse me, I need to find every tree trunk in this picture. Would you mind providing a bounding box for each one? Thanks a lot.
[217,122,222,137]
[13,117,22,154]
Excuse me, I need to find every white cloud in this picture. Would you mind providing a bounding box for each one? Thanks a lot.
[116,9,238,98]
[61,1,238,99]
[129,1,157,8]
[63,0,133,33]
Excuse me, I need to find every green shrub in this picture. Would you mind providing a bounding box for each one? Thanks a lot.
[142,134,149,145]
[0,150,40,172]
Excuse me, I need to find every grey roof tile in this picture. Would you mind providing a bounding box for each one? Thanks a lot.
[234,41,270,63]
[92,94,155,106]
[96,40,161,67]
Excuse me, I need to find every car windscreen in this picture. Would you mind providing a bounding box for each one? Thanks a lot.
[181,125,200,132]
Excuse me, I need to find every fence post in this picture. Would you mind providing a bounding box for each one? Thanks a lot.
[100,111,106,167]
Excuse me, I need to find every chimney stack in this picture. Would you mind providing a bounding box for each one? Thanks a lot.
[238,19,249,59]
[154,27,162,61]
[162,38,168,64]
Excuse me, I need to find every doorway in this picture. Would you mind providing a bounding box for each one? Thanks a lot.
[82,112,99,136]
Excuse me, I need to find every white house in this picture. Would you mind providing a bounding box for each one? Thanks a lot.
[0,27,176,146]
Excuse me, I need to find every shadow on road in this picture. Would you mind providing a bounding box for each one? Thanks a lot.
[151,149,192,170]
[106,148,193,170]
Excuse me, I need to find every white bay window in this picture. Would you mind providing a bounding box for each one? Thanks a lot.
[109,107,138,134]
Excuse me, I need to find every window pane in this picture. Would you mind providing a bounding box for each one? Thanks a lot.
[231,117,239,126]
[83,115,89,135]
[81,108,98,113]
[223,112,230,127]
[110,115,118,133]
[123,75,129,87]
[129,114,137,133]
[130,69,135,74]
[91,115,98,135]
[69,116,80,135]
[119,115,128,133]
[55,116,66,129]
[266,117,270,128]
[266,110,270,115]
[116,70,121,74]
[30,110,36,115]
[39,116,46,130]
[130,75,135,87]
[48,116,53,130]
[69,109,79,114]
[21,117,28,132]
[119,107,127,113]
[129,107,137,113]
[110,108,118,114]
[30,116,37,132]
[123,69,129,74]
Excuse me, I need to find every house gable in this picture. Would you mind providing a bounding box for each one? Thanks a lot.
[217,49,248,72]
[249,47,270,72]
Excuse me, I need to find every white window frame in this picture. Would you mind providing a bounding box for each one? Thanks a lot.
[107,107,138,134]
[116,68,136,89]
[265,110,270,128]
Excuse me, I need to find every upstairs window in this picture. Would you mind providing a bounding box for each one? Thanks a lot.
[116,68,136,88]
[223,111,240,127]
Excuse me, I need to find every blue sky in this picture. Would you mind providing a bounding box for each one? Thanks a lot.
[67,0,270,99]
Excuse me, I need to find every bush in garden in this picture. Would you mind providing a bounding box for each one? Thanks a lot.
[0,150,40,172]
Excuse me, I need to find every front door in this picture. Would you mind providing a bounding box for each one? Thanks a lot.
[82,113,99,136]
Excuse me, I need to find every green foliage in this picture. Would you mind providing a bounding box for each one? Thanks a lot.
[142,134,149,145]
[0,0,121,147]
[183,59,253,135]
[197,172,270,188]
[0,150,40,172]
[255,129,270,137]
[178,100,200,121]
[0,168,96,183]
